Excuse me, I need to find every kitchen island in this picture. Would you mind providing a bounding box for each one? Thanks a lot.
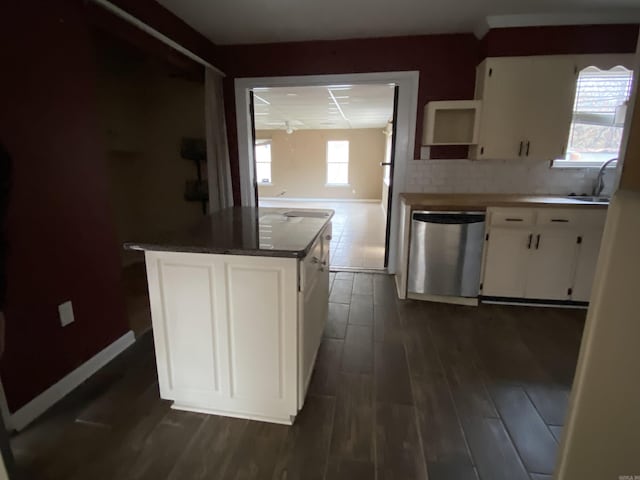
[125,207,333,425]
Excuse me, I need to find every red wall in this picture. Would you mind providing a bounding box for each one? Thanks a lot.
[89,0,220,71]
[217,25,639,204]
[0,0,218,413]
[481,24,639,58]
[108,0,221,66]
[0,0,132,411]
[217,34,480,203]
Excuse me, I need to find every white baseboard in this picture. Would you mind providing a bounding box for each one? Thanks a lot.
[6,330,135,431]
[260,197,382,203]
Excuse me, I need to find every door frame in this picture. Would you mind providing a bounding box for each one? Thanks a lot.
[234,71,420,274]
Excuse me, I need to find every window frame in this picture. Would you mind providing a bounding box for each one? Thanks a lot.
[553,65,633,169]
[254,139,273,185]
[325,140,350,186]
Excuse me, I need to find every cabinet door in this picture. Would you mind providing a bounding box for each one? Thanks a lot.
[525,230,578,300]
[474,57,530,160]
[298,239,329,408]
[482,227,532,297]
[571,229,604,302]
[525,57,578,160]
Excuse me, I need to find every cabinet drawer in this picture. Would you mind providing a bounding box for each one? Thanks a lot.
[536,209,607,228]
[489,208,535,227]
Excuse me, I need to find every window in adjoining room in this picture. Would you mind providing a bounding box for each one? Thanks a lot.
[326,140,349,185]
[255,140,272,184]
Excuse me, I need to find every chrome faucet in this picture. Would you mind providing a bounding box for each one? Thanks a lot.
[592,158,618,197]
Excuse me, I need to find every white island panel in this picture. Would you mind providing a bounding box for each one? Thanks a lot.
[146,252,225,408]
[224,256,298,420]
[145,250,299,424]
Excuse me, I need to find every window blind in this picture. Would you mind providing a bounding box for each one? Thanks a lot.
[573,67,633,126]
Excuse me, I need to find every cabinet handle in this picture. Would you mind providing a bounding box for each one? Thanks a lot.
[518,141,523,156]
[551,219,569,223]
[526,141,530,156]
[527,233,533,249]
[535,234,541,249]
[312,256,327,267]
[505,218,523,222]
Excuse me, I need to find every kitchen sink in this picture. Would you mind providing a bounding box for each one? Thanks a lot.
[567,196,610,203]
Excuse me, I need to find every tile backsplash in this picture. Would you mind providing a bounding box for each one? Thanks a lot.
[405,159,616,196]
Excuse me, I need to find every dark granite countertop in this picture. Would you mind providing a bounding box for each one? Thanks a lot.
[124,207,334,258]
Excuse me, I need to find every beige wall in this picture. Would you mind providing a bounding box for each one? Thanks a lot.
[96,60,205,265]
[257,128,386,200]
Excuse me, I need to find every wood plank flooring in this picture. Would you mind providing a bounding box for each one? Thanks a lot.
[11,272,585,480]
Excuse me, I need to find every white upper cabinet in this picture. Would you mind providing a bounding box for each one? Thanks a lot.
[471,56,578,161]
[525,57,579,160]
[472,57,530,160]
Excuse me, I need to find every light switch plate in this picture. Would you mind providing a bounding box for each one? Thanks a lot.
[58,301,75,327]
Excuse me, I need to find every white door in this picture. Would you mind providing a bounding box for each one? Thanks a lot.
[572,229,605,302]
[525,56,578,160]
[525,230,578,300]
[482,227,532,297]
[474,57,530,160]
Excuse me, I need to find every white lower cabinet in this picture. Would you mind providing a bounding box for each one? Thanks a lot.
[144,225,330,425]
[482,208,606,303]
[482,228,531,298]
[297,228,330,408]
[525,229,578,300]
[571,229,605,302]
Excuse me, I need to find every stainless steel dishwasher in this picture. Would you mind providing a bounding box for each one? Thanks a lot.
[408,211,486,298]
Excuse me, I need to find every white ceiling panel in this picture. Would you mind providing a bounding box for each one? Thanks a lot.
[252,84,395,131]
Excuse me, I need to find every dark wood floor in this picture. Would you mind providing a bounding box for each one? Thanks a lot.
[11,272,586,480]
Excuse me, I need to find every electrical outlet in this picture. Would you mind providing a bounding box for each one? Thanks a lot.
[58,301,75,327]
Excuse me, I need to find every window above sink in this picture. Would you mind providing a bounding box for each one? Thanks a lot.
[553,66,633,169]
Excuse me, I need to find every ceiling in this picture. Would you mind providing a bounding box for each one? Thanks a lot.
[155,0,640,45]
[251,84,395,131]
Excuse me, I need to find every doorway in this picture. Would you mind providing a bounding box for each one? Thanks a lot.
[250,84,396,269]
[234,72,419,273]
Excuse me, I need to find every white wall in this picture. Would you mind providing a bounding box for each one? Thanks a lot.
[405,158,614,195]
[555,190,640,479]
[555,38,640,480]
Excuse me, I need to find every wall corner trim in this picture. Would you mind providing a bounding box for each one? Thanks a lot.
[5,330,136,431]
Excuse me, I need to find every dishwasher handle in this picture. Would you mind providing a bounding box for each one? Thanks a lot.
[412,212,485,225]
